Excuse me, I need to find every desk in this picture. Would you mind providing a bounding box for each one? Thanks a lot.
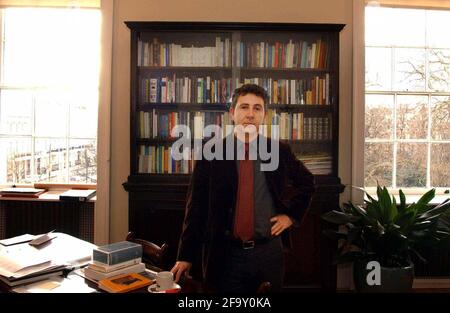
[1,233,200,293]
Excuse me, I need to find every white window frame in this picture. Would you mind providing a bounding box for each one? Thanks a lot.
[0,7,99,185]
[0,1,112,245]
[353,1,450,203]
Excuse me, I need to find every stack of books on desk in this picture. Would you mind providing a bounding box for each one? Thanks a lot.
[83,241,145,282]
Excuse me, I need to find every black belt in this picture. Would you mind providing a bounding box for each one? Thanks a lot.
[228,237,272,249]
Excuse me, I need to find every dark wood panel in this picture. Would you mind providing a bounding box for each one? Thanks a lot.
[0,200,94,243]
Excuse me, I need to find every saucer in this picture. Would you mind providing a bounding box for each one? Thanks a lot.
[148,283,181,293]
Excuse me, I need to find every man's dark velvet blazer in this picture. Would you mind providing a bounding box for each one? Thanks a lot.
[177,136,315,287]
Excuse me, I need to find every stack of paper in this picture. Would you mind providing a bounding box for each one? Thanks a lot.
[0,243,65,286]
[0,232,96,287]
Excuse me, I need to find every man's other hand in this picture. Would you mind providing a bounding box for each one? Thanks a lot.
[270,214,293,236]
[171,261,192,283]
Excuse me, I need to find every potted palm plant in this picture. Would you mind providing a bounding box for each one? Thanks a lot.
[322,185,450,292]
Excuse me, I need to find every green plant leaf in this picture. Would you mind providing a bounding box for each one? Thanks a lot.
[391,194,398,220]
[415,188,436,215]
[418,199,450,220]
[399,189,407,212]
[394,210,416,232]
[377,185,393,223]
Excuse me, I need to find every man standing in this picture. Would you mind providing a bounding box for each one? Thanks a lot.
[171,84,315,293]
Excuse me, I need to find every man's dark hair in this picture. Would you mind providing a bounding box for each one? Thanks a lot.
[230,84,269,110]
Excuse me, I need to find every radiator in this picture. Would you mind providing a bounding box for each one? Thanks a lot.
[0,200,94,243]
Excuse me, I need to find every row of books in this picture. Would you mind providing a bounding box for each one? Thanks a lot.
[297,152,333,175]
[138,37,232,67]
[137,37,329,69]
[141,75,330,105]
[141,76,231,104]
[233,39,328,69]
[138,145,194,174]
[242,76,330,105]
[139,110,232,139]
[137,144,333,175]
[138,110,331,141]
[276,114,332,141]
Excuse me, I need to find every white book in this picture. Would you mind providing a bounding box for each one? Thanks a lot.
[311,43,316,69]
[194,113,203,139]
[88,258,142,273]
[84,262,146,282]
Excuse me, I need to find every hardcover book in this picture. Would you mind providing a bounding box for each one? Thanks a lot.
[98,272,152,293]
[59,189,96,202]
[92,241,142,266]
[84,262,145,281]
[88,257,141,273]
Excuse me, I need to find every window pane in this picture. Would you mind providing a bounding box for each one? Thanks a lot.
[428,49,450,92]
[394,48,426,91]
[431,96,450,140]
[69,139,97,183]
[365,47,392,91]
[2,8,100,87]
[0,138,32,183]
[0,90,32,135]
[69,90,98,138]
[431,144,450,187]
[365,94,393,139]
[366,7,426,47]
[34,138,67,183]
[396,143,427,187]
[426,10,450,49]
[365,6,395,46]
[364,143,393,187]
[396,95,428,139]
[34,90,67,137]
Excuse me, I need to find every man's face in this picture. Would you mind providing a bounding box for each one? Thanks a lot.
[230,93,266,131]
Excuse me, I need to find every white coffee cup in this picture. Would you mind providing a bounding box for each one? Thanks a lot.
[156,271,174,290]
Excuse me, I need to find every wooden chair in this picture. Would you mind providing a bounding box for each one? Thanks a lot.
[126,231,168,271]
[257,281,272,293]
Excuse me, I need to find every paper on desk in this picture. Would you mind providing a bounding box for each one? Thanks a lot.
[0,243,56,278]
[12,274,97,293]
[0,234,35,246]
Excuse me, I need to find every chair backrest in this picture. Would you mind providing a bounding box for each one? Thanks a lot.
[126,231,168,270]
[256,281,272,293]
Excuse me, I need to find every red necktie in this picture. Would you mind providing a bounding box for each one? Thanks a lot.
[233,143,254,241]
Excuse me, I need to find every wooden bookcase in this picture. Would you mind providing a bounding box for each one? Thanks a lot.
[123,22,345,291]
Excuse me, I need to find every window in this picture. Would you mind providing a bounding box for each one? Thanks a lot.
[365,6,450,190]
[0,7,101,184]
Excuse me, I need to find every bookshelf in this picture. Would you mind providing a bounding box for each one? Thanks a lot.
[123,22,345,291]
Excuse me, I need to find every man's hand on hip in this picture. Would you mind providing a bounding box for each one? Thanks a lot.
[270,214,293,236]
